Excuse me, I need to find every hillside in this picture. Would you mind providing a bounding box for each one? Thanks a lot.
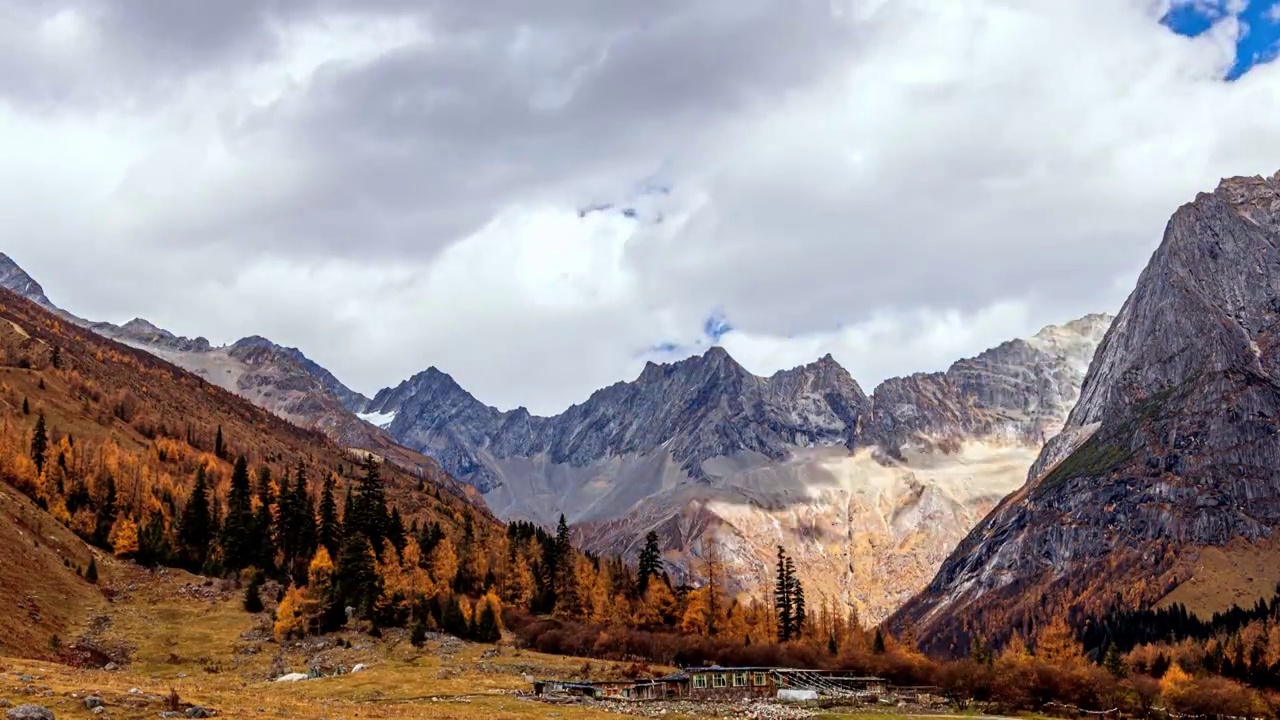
[0,285,494,564]
[892,171,1280,653]
[0,253,431,474]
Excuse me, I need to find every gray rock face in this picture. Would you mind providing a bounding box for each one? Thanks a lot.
[374,317,1109,521]
[0,255,52,309]
[893,171,1280,652]
[369,348,873,496]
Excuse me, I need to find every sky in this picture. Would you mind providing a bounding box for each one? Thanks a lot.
[2,0,1280,415]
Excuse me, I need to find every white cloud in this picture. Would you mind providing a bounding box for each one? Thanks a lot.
[1,0,1279,416]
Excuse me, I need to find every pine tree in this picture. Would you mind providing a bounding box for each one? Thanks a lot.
[50,346,61,370]
[85,556,98,584]
[637,531,662,596]
[441,595,468,638]
[214,425,225,460]
[222,456,254,570]
[93,474,117,547]
[775,546,793,642]
[410,619,427,647]
[318,473,340,558]
[335,533,380,619]
[476,598,501,643]
[31,412,48,475]
[387,506,406,554]
[178,466,213,570]
[789,560,805,638]
[873,627,887,654]
[292,465,318,578]
[254,466,276,572]
[1104,642,1126,677]
[244,573,265,613]
[349,455,388,550]
[22,397,29,415]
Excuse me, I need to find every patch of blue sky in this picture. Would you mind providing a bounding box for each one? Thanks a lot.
[1162,0,1280,79]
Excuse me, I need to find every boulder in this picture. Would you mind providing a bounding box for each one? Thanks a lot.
[184,707,213,718]
[273,673,308,683]
[5,705,54,720]
[349,664,367,674]
[83,697,103,710]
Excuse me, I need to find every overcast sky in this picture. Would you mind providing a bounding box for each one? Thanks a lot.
[3,0,1280,415]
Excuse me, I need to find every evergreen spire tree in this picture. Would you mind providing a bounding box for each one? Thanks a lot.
[214,424,225,459]
[92,474,117,547]
[292,462,317,578]
[775,546,794,642]
[350,454,388,550]
[387,506,406,554]
[254,466,276,572]
[637,531,662,596]
[179,466,212,571]
[318,473,340,558]
[788,556,805,638]
[221,456,255,570]
[31,412,48,475]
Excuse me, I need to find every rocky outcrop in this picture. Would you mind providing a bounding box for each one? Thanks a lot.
[893,171,1280,652]
[0,254,53,310]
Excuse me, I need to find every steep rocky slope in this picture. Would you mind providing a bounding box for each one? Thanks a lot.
[0,255,433,472]
[893,171,1280,653]
[372,315,1109,621]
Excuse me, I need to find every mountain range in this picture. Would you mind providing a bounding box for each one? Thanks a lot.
[0,251,1113,622]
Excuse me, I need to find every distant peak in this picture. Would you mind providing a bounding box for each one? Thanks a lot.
[0,252,52,308]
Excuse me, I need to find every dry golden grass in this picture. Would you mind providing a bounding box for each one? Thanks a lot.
[1157,538,1280,618]
[0,556,689,719]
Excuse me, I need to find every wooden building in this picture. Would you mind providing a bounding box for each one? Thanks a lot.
[532,667,888,703]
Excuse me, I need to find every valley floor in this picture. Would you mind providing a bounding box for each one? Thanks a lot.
[3,558,983,720]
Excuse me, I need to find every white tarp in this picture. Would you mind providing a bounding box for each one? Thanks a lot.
[777,689,819,702]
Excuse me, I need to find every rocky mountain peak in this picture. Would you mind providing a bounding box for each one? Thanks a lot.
[893,169,1280,652]
[0,253,53,309]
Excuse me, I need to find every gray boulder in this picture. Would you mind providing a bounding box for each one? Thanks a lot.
[6,705,54,720]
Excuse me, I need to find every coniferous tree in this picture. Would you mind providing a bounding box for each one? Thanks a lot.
[476,601,501,643]
[214,425,225,460]
[50,346,61,370]
[92,474,117,547]
[318,473,340,558]
[775,546,794,642]
[292,465,318,579]
[275,466,299,570]
[85,557,98,584]
[637,531,662,596]
[873,627,887,654]
[335,533,380,619]
[254,466,276,572]
[179,466,213,570]
[441,595,468,637]
[31,412,48,475]
[244,572,265,613]
[222,456,255,570]
[22,397,28,415]
[790,558,806,638]
[387,506,407,554]
[349,455,388,551]
[137,512,171,567]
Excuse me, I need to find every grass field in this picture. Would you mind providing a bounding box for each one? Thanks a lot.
[0,554,1013,719]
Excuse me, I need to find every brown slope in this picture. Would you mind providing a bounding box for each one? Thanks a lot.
[892,171,1280,654]
[0,474,104,657]
[0,288,494,545]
